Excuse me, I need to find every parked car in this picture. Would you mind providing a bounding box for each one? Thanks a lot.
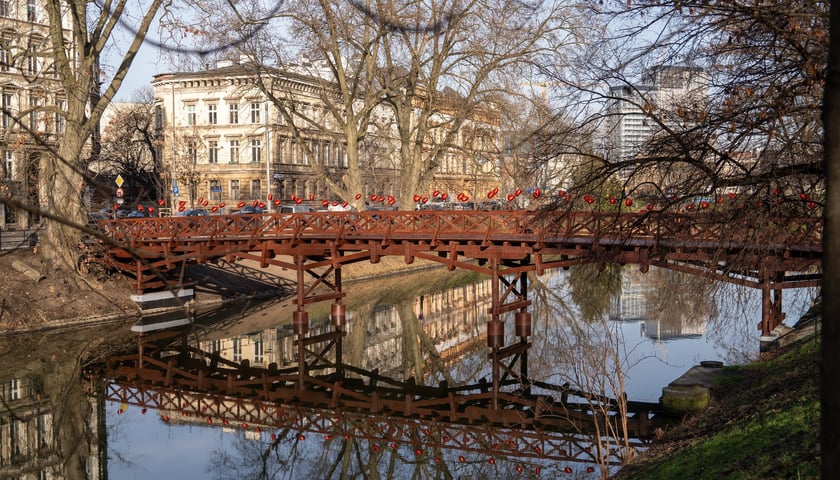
[180,208,209,217]
[126,210,148,218]
[279,205,315,214]
[236,205,264,215]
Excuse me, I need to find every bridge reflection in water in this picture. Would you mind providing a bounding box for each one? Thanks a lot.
[91,328,659,470]
[86,271,685,475]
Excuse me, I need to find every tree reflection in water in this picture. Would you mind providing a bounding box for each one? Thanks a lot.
[0,265,818,479]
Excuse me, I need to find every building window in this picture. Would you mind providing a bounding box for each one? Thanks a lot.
[186,104,196,125]
[26,0,35,21]
[209,178,221,199]
[207,103,217,124]
[210,339,221,353]
[229,139,239,163]
[0,46,9,72]
[154,104,163,130]
[4,150,12,180]
[251,179,261,199]
[229,103,238,124]
[232,338,241,362]
[29,96,38,130]
[230,179,240,200]
[55,100,64,133]
[250,102,260,123]
[187,140,197,164]
[2,92,13,128]
[254,334,264,364]
[208,140,218,163]
[0,1,9,17]
[250,138,261,163]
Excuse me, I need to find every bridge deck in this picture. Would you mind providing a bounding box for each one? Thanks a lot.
[90,210,822,293]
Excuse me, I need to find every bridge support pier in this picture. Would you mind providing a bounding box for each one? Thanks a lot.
[292,255,347,389]
[759,270,786,336]
[487,259,533,409]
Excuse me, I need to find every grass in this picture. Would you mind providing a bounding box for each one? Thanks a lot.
[614,337,820,479]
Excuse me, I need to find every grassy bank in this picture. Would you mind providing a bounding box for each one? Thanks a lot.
[614,335,820,479]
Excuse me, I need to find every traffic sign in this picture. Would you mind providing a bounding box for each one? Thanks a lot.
[115,187,124,198]
[173,186,179,195]
[116,174,124,188]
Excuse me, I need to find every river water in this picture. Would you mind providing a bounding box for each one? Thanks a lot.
[0,265,818,479]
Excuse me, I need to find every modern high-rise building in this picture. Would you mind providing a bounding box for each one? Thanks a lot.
[604,65,707,182]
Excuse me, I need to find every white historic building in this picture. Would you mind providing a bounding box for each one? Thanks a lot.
[0,0,74,229]
[152,58,501,212]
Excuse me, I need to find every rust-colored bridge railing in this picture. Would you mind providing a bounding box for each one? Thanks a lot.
[89,209,822,334]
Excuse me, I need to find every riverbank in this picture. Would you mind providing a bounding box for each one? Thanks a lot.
[613,313,821,479]
[0,248,444,333]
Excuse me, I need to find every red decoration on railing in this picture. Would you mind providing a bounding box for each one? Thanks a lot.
[273,199,281,206]
[583,195,594,204]
[137,205,144,210]
[421,196,428,204]
[157,199,165,206]
[322,200,330,206]
[507,193,515,202]
[514,188,522,197]
[370,194,378,201]
[148,207,155,213]
[433,190,440,197]
[295,197,303,204]
[533,188,541,199]
[355,193,362,200]
[310,194,315,200]
[413,194,421,202]
[700,201,709,209]
[198,196,204,203]
[808,201,817,209]
[211,206,218,213]
[219,202,226,208]
[441,193,448,200]
[609,197,617,205]
[258,202,266,209]
[178,205,185,212]
[625,198,633,207]
[268,193,274,201]
[800,193,809,200]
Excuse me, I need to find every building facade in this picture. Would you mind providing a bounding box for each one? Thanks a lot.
[151,59,501,212]
[0,0,73,229]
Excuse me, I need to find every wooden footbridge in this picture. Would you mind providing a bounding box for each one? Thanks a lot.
[85,209,822,466]
[89,209,822,335]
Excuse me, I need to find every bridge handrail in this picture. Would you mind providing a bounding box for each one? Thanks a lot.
[95,210,824,253]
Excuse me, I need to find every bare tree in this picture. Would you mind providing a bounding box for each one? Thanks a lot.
[97,89,162,204]
[33,1,171,276]
[535,1,825,209]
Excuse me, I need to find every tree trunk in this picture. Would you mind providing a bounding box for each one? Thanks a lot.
[822,3,840,477]
[39,121,88,276]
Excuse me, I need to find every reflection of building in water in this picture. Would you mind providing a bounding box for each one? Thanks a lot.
[0,376,104,479]
[610,269,652,321]
[416,279,492,364]
[610,268,708,341]
[640,318,704,341]
[196,277,494,378]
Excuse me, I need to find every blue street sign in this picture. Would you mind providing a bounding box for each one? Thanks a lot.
[173,186,180,195]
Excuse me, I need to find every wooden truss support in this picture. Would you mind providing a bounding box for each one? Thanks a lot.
[292,254,348,388]
[486,258,533,409]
